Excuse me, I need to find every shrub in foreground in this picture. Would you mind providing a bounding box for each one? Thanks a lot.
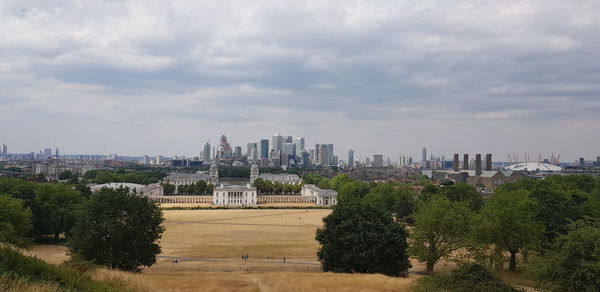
[412,263,524,292]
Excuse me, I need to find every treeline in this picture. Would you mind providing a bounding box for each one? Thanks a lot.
[252,178,302,194]
[315,174,600,291]
[82,169,166,185]
[162,181,214,195]
[0,177,165,273]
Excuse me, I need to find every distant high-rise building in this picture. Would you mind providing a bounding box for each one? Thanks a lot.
[217,135,233,160]
[373,155,384,167]
[579,157,585,166]
[247,143,258,160]
[348,149,354,167]
[55,148,59,158]
[282,143,296,157]
[234,146,242,159]
[285,136,293,143]
[320,144,334,166]
[43,148,52,158]
[314,144,320,165]
[422,148,427,163]
[156,155,163,165]
[141,155,149,164]
[259,139,269,159]
[294,137,305,154]
[272,133,283,154]
[1,144,7,156]
[203,142,211,162]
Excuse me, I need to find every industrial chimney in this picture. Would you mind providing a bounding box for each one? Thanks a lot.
[475,154,482,176]
[485,154,493,171]
[453,154,460,172]
[463,154,469,170]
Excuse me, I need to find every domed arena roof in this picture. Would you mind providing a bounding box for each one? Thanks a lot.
[505,162,562,172]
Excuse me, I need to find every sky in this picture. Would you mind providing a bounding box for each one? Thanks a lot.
[1,0,599,162]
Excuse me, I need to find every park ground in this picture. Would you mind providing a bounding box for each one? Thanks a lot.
[26,209,536,291]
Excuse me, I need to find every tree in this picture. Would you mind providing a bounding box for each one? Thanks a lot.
[337,180,371,203]
[58,170,74,180]
[330,174,351,191]
[68,188,165,271]
[315,202,411,276]
[413,263,524,292]
[35,184,84,240]
[529,217,600,292]
[409,195,475,274]
[439,183,483,211]
[0,195,32,247]
[162,183,175,195]
[474,190,545,271]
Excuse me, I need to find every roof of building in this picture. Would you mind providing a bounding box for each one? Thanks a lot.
[258,173,302,183]
[303,184,338,197]
[215,184,256,191]
[165,173,211,182]
[505,162,562,172]
[90,183,146,192]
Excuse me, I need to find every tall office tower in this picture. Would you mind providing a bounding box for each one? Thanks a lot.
[301,150,311,168]
[234,146,242,159]
[463,154,469,170]
[373,155,384,167]
[285,136,293,143]
[314,143,320,164]
[579,157,585,166]
[422,148,427,163]
[408,156,413,165]
[156,155,163,165]
[272,133,283,154]
[247,143,257,158]
[55,148,59,158]
[309,149,315,163]
[44,148,52,158]
[203,142,211,162]
[348,149,354,167]
[485,154,493,171]
[294,137,305,154]
[259,139,269,159]
[453,154,460,171]
[320,144,334,166]
[386,157,391,167]
[142,155,149,164]
[217,135,233,160]
[365,157,371,166]
[282,143,296,157]
[2,144,7,156]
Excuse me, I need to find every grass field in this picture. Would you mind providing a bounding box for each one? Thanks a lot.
[25,209,535,291]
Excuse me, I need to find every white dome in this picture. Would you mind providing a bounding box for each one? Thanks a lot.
[505,162,562,172]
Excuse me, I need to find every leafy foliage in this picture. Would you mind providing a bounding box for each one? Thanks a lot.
[409,195,475,273]
[315,202,411,276]
[83,169,165,185]
[474,189,545,271]
[0,195,32,247]
[529,217,600,292]
[0,246,124,291]
[413,263,524,292]
[438,182,483,211]
[68,187,165,271]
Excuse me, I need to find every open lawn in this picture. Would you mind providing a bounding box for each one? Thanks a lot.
[25,209,535,291]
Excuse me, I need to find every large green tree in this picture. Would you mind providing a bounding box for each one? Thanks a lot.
[35,184,84,240]
[529,217,600,292]
[409,195,475,274]
[68,188,165,271]
[474,189,545,271]
[315,202,411,276]
[439,182,483,211]
[0,195,32,247]
[337,180,371,203]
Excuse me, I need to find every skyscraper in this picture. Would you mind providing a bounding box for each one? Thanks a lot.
[203,142,211,162]
[422,147,427,163]
[272,133,283,155]
[319,144,334,166]
[247,143,258,160]
[285,136,293,143]
[259,139,269,159]
[294,137,305,154]
[44,148,52,158]
[1,144,7,157]
[373,155,384,167]
[348,149,354,167]
[282,143,296,157]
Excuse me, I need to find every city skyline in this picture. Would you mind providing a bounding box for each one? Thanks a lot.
[1,1,599,161]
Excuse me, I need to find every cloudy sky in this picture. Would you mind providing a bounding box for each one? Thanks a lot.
[1,0,599,161]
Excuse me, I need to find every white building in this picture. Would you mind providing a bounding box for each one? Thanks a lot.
[212,184,258,206]
[301,184,338,206]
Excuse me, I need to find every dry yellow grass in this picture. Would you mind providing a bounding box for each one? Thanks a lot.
[26,209,536,291]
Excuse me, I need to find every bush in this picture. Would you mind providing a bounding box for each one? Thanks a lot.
[412,263,524,292]
[0,246,123,291]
